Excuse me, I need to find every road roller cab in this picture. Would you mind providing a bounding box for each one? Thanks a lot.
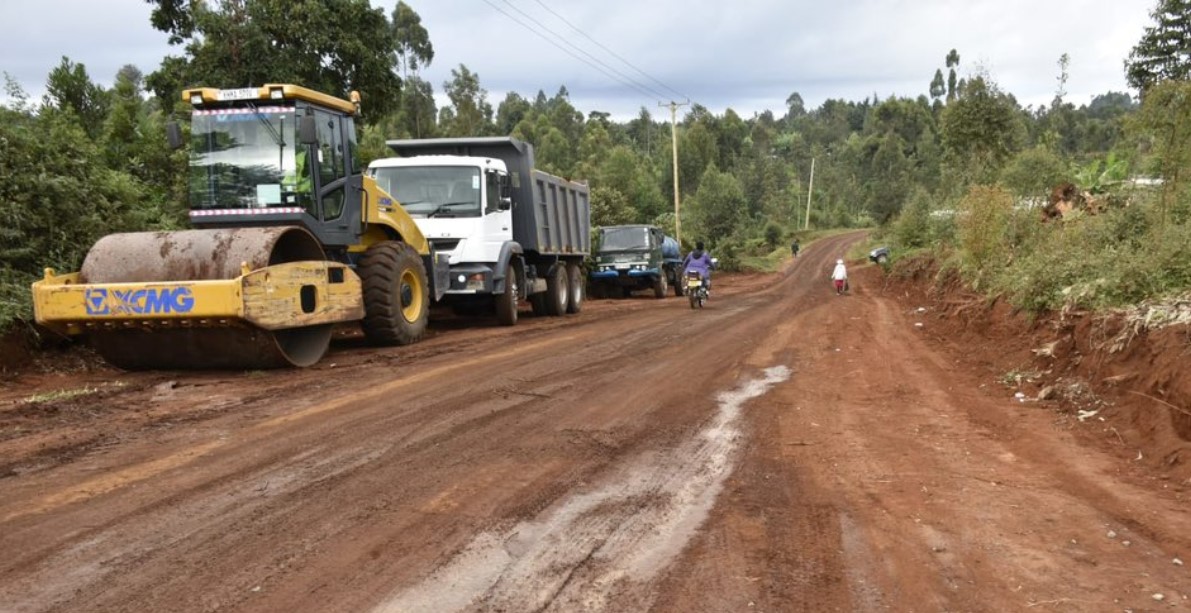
[31,85,443,369]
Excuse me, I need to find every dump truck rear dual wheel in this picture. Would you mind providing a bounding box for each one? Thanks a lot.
[672,271,684,296]
[653,272,667,298]
[360,241,430,345]
[495,263,519,326]
[545,263,569,315]
[566,262,583,314]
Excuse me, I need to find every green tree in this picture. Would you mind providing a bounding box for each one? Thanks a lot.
[495,92,532,135]
[892,187,934,248]
[784,92,806,125]
[867,132,913,223]
[44,57,109,139]
[396,75,437,138]
[940,75,1023,184]
[999,146,1069,202]
[145,0,404,120]
[1126,0,1191,93]
[440,64,493,137]
[535,127,572,177]
[392,1,433,79]
[954,185,1015,287]
[929,68,946,101]
[102,66,144,171]
[946,49,961,102]
[590,186,634,227]
[1130,79,1191,227]
[686,164,745,246]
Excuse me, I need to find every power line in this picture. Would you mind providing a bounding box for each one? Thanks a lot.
[530,0,690,102]
[477,0,667,102]
[498,0,672,101]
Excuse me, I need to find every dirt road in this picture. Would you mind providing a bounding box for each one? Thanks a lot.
[2,232,1189,612]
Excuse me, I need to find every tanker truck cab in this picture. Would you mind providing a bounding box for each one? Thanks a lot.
[367,155,513,294]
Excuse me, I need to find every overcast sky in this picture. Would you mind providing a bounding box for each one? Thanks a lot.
[0,0,1157,121]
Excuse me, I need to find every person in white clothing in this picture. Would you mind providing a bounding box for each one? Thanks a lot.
[831,259,848,295]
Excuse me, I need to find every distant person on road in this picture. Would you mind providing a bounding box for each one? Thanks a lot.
[791,238,800,258]
[683,240,715,295]
[831,259,848,295]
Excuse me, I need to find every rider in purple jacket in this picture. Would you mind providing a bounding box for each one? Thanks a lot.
[682,241,715,293]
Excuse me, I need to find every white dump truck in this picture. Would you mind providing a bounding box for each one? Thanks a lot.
[368,137,590,325]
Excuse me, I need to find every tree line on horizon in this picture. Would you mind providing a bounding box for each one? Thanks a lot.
[2,0,1190,332]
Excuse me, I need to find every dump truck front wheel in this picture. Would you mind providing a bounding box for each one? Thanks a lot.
[360,241,430,345]
[495,263,519,326]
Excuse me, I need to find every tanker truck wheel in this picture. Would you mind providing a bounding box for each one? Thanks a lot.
[495,263,519,326]
[653,272,667,298]
[360,241,430,345]
[566,262,583,314]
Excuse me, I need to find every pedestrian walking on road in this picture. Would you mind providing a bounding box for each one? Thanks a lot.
[791,238,800,258]
[831,259,848,295]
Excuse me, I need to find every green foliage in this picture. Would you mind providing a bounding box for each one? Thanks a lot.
[1130,79,1191,227]
[0,104,154,328]
[590,186,635,227]
[891,187,934,249]
[940,76,1024,185]
[392,1,434,78]
[1126,0,1191,92]
[1072,152,1128,193]
[763,222,783,247]
[1000,146,1069,201]
[440,64,494,137]
[44,57,109,139]
[954,185,1015,287]
[145,0,404,120]
[990,201,1191,312]
[685,164,745,248]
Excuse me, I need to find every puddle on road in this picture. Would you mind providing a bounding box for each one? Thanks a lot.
[374,366,791,613]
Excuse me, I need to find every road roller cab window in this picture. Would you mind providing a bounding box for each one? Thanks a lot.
[189,104,307,211]
[315,110,346,188]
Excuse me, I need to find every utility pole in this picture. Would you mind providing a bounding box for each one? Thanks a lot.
[804,157,815,230]
[660,100,689,245]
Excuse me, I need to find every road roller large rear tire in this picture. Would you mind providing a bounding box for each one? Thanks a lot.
[360,241,430,346]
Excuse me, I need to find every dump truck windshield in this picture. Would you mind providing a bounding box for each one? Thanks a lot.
[598,227,651,252]
[370,166,482,218]
[189,105,309,211]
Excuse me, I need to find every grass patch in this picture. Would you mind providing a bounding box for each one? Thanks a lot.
[22,387,100,405]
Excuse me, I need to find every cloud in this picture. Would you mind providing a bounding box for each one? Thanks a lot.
[1,0,1153,119]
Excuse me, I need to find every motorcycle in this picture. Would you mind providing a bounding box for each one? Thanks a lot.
[686,270,707,309]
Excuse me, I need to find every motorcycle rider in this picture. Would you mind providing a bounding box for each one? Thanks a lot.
[683,240,715,295]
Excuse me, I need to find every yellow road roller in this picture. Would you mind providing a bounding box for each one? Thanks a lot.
[32,84,447,369]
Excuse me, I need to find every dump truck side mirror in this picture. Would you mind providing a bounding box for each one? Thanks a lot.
[499,175,513,209]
